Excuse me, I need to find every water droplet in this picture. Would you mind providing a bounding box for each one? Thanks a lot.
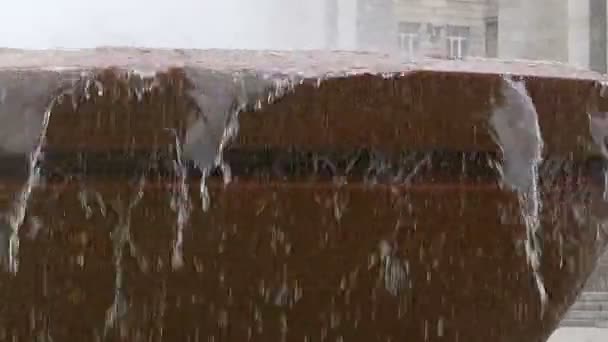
[437,317,445,337]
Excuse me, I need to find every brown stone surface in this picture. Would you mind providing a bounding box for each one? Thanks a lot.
[25,70,603,159]
[0,50,606,341]
[0,180,602,342]
[237,73,601,156]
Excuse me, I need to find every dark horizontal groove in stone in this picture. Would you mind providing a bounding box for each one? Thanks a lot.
[0,148,606,185]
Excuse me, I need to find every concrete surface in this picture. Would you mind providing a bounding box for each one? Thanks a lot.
[548,328,608,342]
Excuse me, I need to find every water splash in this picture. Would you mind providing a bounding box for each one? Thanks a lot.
[6,100,54,273]
[183,70,242,212]
[0,216,10,269]
[581,112,608,242]
[104,176,147,335]
[0,71,104,273]
[79,188,94,219]
[362,151,431,186]
[168,129,191,270]
[378,240,407,296]
[79,187,107,219]
[183,70,292,211]
[196,98,240,212]
[489,76,547,313]
[600,80,608,98]
[364,151,392,186]
[589,111,608,160]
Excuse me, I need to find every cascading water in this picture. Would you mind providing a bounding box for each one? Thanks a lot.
[589,111,608,201]
[6,102,53,273]
[1,49,607,341]
[580,111,608,246]
[105,175,147,336]
[183,69,298,212]
[489,76,547,313]
[51,68,298,279]
[168,129,191,270]
[183,70,245,212]
[0,71,71,273]
[378,239,407,297]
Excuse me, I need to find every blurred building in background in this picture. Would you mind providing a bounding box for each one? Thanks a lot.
[498,0,607,72]
[323,0,496,58]
[391,0,497,59]
[325,0,608,72]
[357,0,398,51]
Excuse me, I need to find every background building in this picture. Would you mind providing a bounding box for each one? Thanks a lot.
[391,0,497,59]
[327,0,608,72]
[326,0,500,59]
[498,0,607,72]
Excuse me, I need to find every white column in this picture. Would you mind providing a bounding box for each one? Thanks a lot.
[498,0,569,62]
[497,0,528,59]
[336,0,358,50]
[325,0,338,49]
[568,0,590,69]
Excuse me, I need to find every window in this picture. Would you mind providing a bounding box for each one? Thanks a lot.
[590,0,607,73]
[446,25,470,59]
[398,22,421,58]
[485,17,498,58]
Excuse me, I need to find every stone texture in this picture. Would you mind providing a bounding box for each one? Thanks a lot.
[0,49,605,342]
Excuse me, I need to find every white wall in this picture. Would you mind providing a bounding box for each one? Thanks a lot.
[548,328,608,342]
[498,0,569,62]
[568,0,590,69]
[336,0,358,50]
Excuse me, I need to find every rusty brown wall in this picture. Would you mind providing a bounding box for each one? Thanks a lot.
[0,69,605,342]
[43,71,604,156]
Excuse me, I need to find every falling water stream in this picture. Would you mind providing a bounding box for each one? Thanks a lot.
[168,129,191,270]
[588,111,608,203]
[378,240,407,297]
[183,70,247,212]
[490,76,547,313]
[6,101,53,273]
[1,68,292,277]
[105,175,147,336]
[2,51,608,341]
[184,70,299,212]
[5,69,550,322]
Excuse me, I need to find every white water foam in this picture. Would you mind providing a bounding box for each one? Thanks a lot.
[105,175,146,335]
[184,69,297,212]
[490,76,547,313]
[168,129,191,270]
[7,100,54,273]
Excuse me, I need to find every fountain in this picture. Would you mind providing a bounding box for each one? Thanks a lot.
[0,48,607,341]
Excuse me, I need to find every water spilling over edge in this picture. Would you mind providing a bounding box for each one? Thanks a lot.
[0,55,607,339]
[183,68,303,212]
[0,67,304,275]
[0,71,80,272]
[489,76,548,313]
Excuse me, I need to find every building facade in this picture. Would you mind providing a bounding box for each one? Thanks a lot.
[356,0,398,52]
[324,0,497,57]
[498,0,607,72]
[328,0,608,72]
[390,0,498,60]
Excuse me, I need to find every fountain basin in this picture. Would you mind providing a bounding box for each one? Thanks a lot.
[0,49,607,342]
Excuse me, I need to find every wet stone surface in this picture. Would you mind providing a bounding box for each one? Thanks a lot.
[0,52,606,341]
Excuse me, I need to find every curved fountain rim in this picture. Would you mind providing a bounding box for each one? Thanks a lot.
[0,48,606,82]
